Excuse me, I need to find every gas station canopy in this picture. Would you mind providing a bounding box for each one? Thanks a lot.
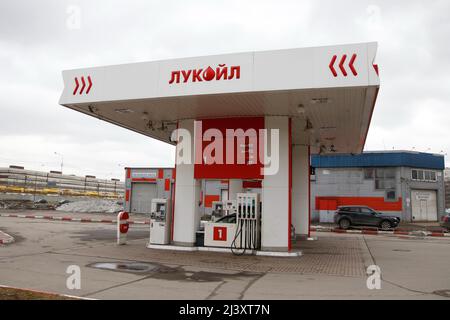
[59,42,381,252]
[59,42,380,154]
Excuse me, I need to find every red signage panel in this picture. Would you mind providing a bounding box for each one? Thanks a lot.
[194,117,264,179]
[213,226,227,241]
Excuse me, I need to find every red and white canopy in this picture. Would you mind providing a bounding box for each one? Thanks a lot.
[59,42,380,154]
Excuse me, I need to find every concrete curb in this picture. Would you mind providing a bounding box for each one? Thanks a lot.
[147,243,302,257]
[0,213,149,225]
[311,226,450,238]
[0,230,15,245]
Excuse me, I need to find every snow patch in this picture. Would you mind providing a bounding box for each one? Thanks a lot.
[56,199,123,213]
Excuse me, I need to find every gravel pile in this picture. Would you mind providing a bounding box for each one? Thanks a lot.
[56,199,123,213]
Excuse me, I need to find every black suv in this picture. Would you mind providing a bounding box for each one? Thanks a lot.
[334,206,400,230]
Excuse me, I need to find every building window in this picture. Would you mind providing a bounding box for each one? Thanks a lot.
[374,168,396,191]
[386,190,397,201]
[375,179,384,189]
[384,169,395,179]
[376,169,384,179]
[364,168,374,179]
[384,179,396,189]
[411,169,437,182]
[430,171,436,181]
[417,170,424,180]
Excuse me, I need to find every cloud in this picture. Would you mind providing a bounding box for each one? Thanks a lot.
[0,0,448,180]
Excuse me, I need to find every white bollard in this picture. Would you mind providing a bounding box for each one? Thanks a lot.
[117,211,129,245]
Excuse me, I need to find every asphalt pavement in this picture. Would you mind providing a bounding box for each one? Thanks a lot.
[1,213,450,299]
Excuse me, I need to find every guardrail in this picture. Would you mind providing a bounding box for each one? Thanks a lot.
[0,185,122,198]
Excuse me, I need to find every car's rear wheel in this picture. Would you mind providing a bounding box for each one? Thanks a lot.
[339,219,351,230]
[380,220,392,231]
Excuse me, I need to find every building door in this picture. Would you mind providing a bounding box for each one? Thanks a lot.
[130,183,157,214]
[411,190,438,222]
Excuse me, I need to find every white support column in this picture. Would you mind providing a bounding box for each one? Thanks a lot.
[228,179,243,201]
[292,145,310,237]
[261,116,290,252]
[172,119,200,246]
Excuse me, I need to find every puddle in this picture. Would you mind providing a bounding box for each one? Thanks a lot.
[89,262,160,273]
[88,261,261,282]
[0,227,24,244]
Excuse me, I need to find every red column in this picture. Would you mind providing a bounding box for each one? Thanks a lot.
[288,118,292,251]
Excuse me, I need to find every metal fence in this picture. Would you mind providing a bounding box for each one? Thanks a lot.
[0,167,124,199]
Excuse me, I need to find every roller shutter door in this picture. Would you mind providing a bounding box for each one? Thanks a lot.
[130,183,157,214]
[411,190,437,222]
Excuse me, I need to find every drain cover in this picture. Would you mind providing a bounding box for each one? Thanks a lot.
[392,249,411,252]
[90,262,160,273]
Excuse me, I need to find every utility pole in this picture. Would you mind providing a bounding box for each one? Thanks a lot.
[54,152,64,173]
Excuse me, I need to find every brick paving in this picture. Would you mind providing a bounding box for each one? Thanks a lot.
[293,236,366,277]
[102,235,367,277]
[0,210,367,277]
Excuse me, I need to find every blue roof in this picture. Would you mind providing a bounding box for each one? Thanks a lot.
[311,151,445,170]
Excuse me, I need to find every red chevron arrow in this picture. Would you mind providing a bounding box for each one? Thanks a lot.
[339,54,347,76]
[72,75,93,95]
[79,76,86,94]
[373,64,379,76]
[86,75,92,94]
[330,53,358,77]
[329,55,338,77]
[73,77,79,95]
[349,54,357,76]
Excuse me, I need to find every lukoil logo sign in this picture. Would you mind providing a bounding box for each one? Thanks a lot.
[169,64,241,84]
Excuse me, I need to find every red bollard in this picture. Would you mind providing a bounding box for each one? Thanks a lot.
[117,211,129,245]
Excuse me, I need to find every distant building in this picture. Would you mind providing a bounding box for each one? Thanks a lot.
[311,151,446,223]
[445,168,450,210]
[445,168,450,180]
[123,167,174,214]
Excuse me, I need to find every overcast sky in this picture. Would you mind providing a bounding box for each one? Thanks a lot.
[0,0,449,180]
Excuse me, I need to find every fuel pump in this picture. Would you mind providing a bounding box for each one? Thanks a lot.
[149,198,172,245]
[203,199,237,248]
[211,201,224,222]
[211,200,236,221]
[231,193,260,255]
[223,200,237,215]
